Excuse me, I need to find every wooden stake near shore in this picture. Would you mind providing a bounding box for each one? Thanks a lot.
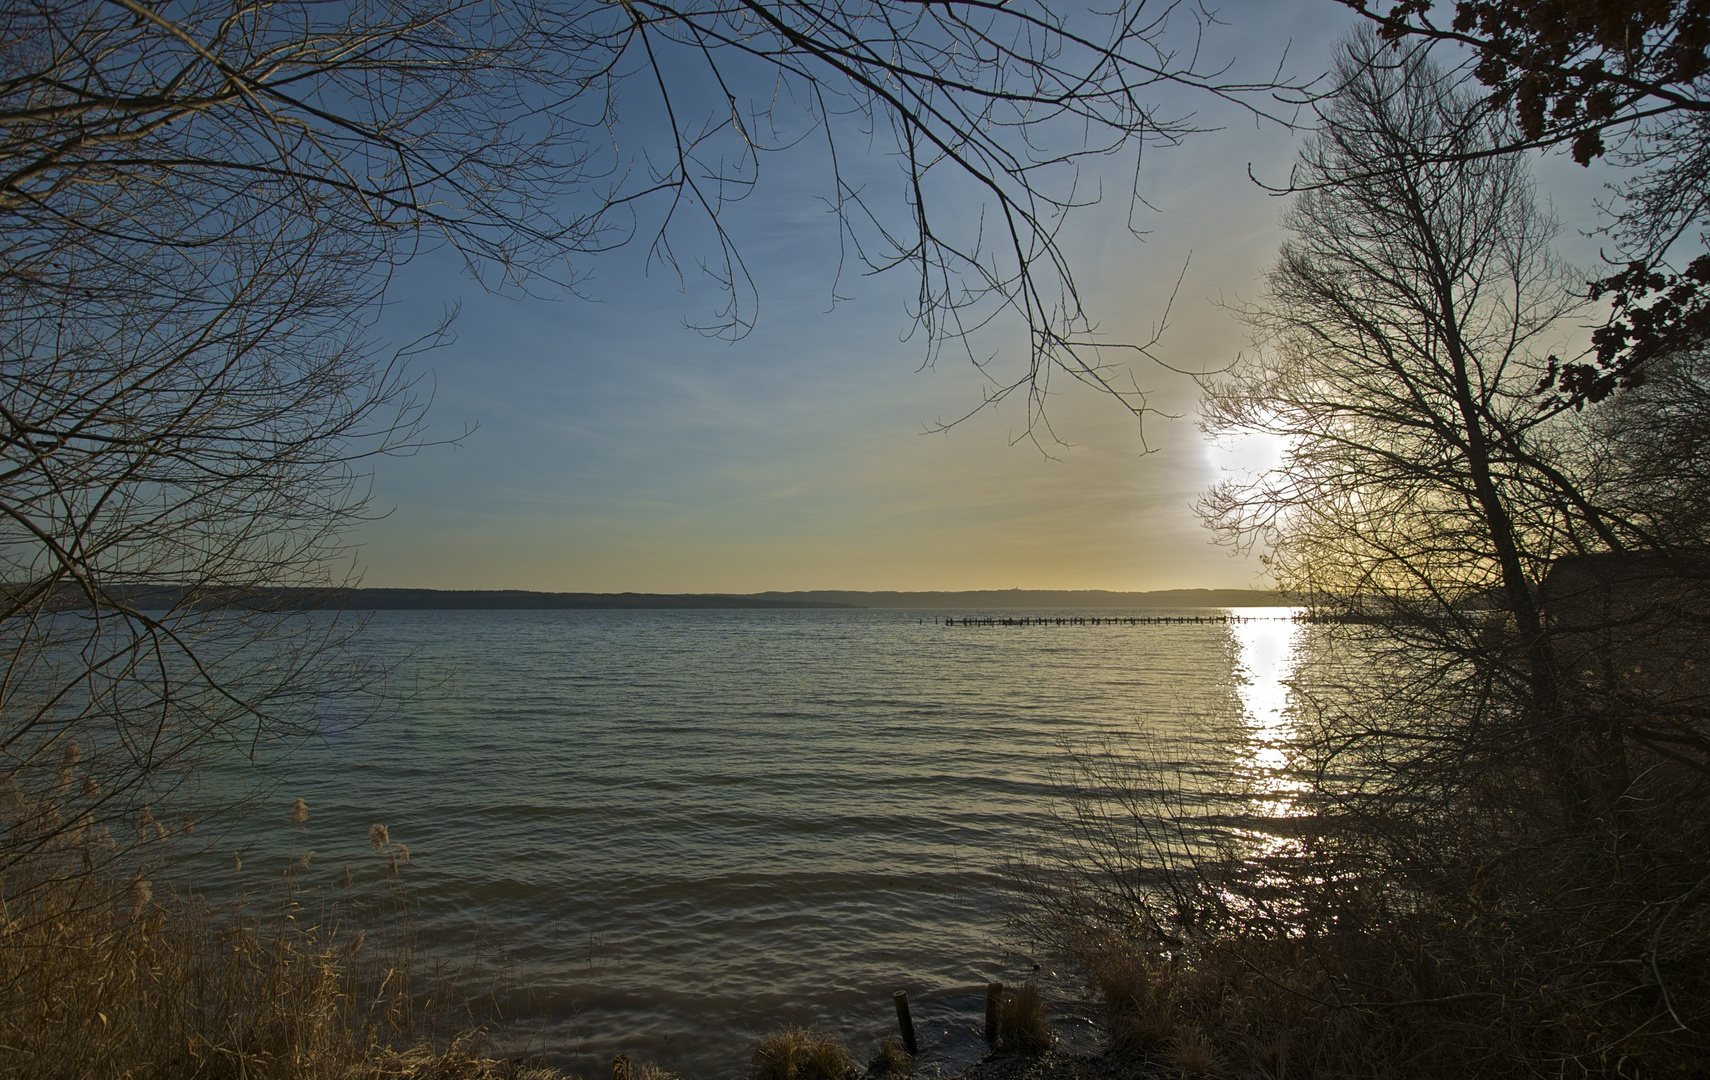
[984,982,1003,1045]
[893,990,919,1056]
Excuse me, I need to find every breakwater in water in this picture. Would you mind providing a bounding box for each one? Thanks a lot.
[940,613,1300,627]
[939,611,1379,627]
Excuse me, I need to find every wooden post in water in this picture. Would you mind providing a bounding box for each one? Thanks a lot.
[893,990,919,1056]
[984,982,1003,1045]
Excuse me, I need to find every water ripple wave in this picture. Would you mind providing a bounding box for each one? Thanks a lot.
[196,608,1289,1079]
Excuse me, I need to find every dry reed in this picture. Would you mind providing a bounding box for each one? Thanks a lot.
[749,1027,856,1080]
[991,985,1052,1056]
[866,1037,911,1076]
[0,791,551,1080]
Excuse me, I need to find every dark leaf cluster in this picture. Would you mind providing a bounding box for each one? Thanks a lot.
[1362,0,1710,164]
[1347,1,1710,415]
[1541,254,1710,406]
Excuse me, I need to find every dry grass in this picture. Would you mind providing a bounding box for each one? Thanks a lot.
[749,1027,856,1080]
[1164,1028,1217,1079]
[1087,948,1173,1057]
[1038,854,1710,1078]
[611,1053,678,1080]
[866,1037,911,1077]
[991,985,1052,1057]
[0,794,555,1080]
[370,1038,566,1079]
[1016,635,1710,1080]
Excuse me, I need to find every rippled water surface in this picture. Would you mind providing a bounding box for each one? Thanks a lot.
[199,607,1303,1077]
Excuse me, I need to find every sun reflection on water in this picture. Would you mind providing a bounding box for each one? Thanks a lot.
[1227,608,1308,849]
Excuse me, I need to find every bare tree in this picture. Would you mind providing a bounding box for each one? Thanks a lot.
[1022,37,1710,1076]
[1199,33,1594,736]
[1589,345,1710,545]
[3,0,1303,428]
[0,2,1307,864]
[0,172,431,871]
[1200,29,1710,806]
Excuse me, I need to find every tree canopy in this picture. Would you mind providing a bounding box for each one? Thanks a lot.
[1344,0,1710,404]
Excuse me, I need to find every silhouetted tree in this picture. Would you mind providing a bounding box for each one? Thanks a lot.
[1021,36,1710,1077]
[1200,32,1589,735]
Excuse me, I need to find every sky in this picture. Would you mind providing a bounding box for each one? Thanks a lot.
[349,1,1618,594]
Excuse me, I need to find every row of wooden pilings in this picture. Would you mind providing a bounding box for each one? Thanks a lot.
[606,983,1012,1079]
[939,613,1305,627]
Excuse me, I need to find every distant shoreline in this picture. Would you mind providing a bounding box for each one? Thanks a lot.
[317,588,855,610]
[72,585,1297,611]
[293,586,1294,610]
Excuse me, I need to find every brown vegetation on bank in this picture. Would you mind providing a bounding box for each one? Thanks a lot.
[0,793,549,1080]
[989,985,1052,1058]
[750,1028,859,1080]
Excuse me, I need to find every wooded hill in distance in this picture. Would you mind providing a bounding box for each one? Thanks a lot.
[328,589,854,609]
[319,587,1294,609]
[83,586,1292,610]
[320,587,1292,609]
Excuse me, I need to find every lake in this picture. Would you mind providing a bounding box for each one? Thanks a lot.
[191,607,1306,1078]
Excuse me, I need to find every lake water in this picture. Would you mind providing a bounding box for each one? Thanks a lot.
[193,607,1305,1078]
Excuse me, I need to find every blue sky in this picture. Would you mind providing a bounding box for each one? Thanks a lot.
[349,1,1615,593]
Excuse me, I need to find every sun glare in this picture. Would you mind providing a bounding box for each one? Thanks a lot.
[1203,428,1290,483]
